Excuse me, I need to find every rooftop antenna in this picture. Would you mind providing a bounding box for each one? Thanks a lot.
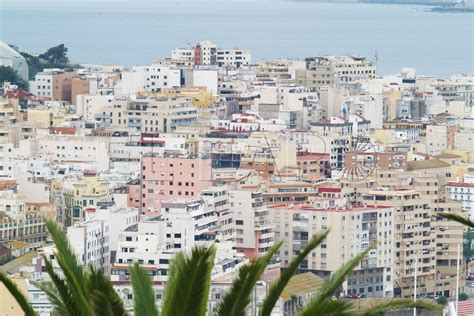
[374,50,379,64]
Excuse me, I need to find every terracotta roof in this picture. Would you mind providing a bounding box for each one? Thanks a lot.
[446,182,474,188]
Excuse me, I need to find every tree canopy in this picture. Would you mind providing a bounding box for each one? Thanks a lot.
[0,65,29,90]
[20,44,73,80]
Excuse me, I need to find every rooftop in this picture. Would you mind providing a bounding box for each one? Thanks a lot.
[407,159,450,170]
[280,272,324,301]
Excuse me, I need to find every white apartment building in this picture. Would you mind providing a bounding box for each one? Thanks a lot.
[76,94,114,122]
[172,41,251,68]
[67,218,111,274]
[16,136,110,172]
[446,180,474,218]
[216,48,251,68]
[119,65,181,95]
[29,72,53,98]
[230,189,274,260]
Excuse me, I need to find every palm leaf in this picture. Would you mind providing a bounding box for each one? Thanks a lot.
[33,281,68,316]
[299,245,373,316]
[437,212,474,228]
[130,263,159,316]
[0,271,37,316]
[260,230,330,316]
[86,267,127,316]
[217,241,283,316]
[356,299,442,315]
[46,220,93,316]
[303,299,354,316]
[162,246,216,316]
[41,254,82,316]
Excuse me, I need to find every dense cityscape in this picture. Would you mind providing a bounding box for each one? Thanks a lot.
[0,36,473,315]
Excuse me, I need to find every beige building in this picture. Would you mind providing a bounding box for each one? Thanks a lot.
[0,97,21,125]
[99,98,198,133]
[270,202,395,297]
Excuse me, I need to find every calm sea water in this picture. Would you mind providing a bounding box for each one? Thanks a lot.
[0,0,472,76]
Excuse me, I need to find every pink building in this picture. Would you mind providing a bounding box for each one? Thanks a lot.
[138,155,213,217]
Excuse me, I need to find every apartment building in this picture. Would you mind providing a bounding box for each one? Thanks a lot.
[119,65,181,95]
[138,155,212,216]
[67,218,111,274]
[426,125,448,155]
[446,181,474,217]
[0,97,20,125]
[29,69,76,102]
[0,190,48,245]
[230,189,274,260]
[100,98,198,133]
[362,189,435,298]
[172,41,251,68]
[269,202,395,297]
[63,171,113,226]
[296,55,376,90]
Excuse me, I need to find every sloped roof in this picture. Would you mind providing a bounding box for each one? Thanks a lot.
[279,272,324,301]
[434,153,461,159]
[0,41,24,61]
[407,159,450,170]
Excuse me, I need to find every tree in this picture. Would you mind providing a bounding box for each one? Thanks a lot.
[459,293,468,301]
[436,296,447,305]
[0,65,29,90]
[0,220,441,316]
[38,44,69,67]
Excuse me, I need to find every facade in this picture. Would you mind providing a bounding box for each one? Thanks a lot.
[67,218,111,273]
[138,155,213,216]
[230,189,274,260]
[270,203,394,297]
[172,41,251,68]
[29,69,77,102]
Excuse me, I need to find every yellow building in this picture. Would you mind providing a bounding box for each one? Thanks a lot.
[63,171,112,226]
[0,97,20,125]
[27,107,67,128]
[373,129,394,146]
[139,86,217,108]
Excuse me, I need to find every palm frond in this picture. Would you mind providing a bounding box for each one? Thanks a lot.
[32,281,68,316]
[300,245,373,316]
[260,230,330,316]
[46,220,93,316]
[41,254,83,315]
[86,267,127,316]
[130,262,159,316]
[303,299,354,316]
[217,240,283,316]
[0,271,37,316]
[162,245,216,316]
[437,212,474,228]
[356,299,442,315]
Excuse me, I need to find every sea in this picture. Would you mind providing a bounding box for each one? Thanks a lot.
[0,0,472,77]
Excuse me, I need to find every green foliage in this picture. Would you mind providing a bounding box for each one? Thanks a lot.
[130,263,159,316]
[260,230,330,316]
[0,65,29,89]
[438,212,474,228]
[38,44,69,66]
[436,296,448,305]
[162,246,216,316]
[20,44,75,80]
[86,267,127,316]
[0,271,37,316]
[0,221,442,316]
[216,241,283,316]
[459,292,468,301]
